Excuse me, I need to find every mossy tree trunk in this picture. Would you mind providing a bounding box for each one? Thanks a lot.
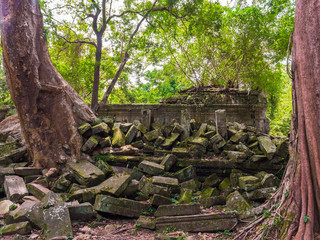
[0,0,95,168]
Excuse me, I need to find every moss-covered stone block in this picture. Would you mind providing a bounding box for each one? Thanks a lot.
[238,176,260,191]
[201,188,220,199]
[112,128,126,148]
[226,191,252,212]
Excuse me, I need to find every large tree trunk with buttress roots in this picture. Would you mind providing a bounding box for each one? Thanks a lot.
[280,0,320,238]
[234,0,320,239]
[0,0,95,169]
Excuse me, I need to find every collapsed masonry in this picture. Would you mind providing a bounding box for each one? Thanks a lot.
[0,107,288,238]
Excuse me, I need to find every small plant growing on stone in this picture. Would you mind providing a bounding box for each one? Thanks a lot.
[9,204,17,211]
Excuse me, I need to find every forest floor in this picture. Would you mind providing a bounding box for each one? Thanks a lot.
[1,216,235,240]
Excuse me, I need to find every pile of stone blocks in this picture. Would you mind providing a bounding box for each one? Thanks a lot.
[0,110,289,238]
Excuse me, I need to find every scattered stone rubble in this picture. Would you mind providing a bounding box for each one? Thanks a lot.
[0,110,289,239]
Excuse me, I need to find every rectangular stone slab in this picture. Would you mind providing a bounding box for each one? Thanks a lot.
[0,221,31,236]
[138,161,165,175]
[154,203,201,217]
[68,202,95,221]
[156,213,238,232]
[14,167,42,176]
[4,175,28,202]
[94,195,151,218]
[44,204,73,239]
[68,160,105,187]
[6,200,44,229]
[94,174,131,197]
[27,183,51,200]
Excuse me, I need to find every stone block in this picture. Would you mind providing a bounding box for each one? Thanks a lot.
[154,203,201,217]
[125,125,138,144]
[95,174,131,197]
[161,133,180,149]
[258,136,277,160]
[0,200,13,215]
[227,151,247,162]
[27,183,51,200]
[138,161,165,175]
[203,173,221,188]
[78,123,91,135]
[150,194,172,206]
[131,167,144,181]
[138,176,170,197]
[94,195,151,218]
[219,177,231,191]
[120,123,132,134]
[152,176,179,189]
[14,167,42,176]
[68,202,95,221]
[193,123,207,138]
[238,176,261,191]
[191,137,209,148]
[172,148,190,158]
[174,166,196,182]
[143,130,162,142]
[180,179,201,192]
[215,110,227,140]
[112,128,126,148]
[81,135,100,153]
[5,200,44,229]
[178,189,192,204]
[199,196,226,208]
[226,191,252,212]
[40,191,64,209]
[201,188,220,199]
[229,132,247,143]
[136,216,156,230]
[95,160,113,177]
[4,175,28,202]
[244,187,277,201]
[43,204,73,239]
[92,122,111,136]
[122,179,139,197]
[156,213,237,232]
[68,160,105,187]
[160,154,177,171]
[251,155,267,162]
[131,140,144,149]
[0,221,31,236]
[99,136,112,148]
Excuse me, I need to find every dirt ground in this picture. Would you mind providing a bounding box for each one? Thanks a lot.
[2,217,235,240]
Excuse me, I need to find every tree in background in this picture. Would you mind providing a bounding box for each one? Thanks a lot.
[43,0,199,112]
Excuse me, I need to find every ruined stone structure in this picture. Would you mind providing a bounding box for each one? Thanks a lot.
[98,88,270,133]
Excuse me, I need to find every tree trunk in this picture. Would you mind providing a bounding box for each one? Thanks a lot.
[234,1,320,239]
[281,0,320,238]
[91,34,102,111]
[0,0,95,169]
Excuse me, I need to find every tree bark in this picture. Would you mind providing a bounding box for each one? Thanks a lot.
[234,1,320,239]
[0,0,95,169]
[91,34,102,111]
[282,0,320,238]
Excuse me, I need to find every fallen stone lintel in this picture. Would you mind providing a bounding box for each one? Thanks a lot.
[156,213,238,232]
[94,195,151,218]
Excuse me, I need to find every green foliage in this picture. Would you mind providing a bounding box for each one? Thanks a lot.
[9,204,17,211]
[303,215,310,223]
[0,44,13,106]
[268,71,292,136]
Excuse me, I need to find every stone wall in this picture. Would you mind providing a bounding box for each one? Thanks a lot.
[98,89,269,133]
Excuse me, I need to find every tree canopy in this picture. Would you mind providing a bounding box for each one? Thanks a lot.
[0,0,295,135]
